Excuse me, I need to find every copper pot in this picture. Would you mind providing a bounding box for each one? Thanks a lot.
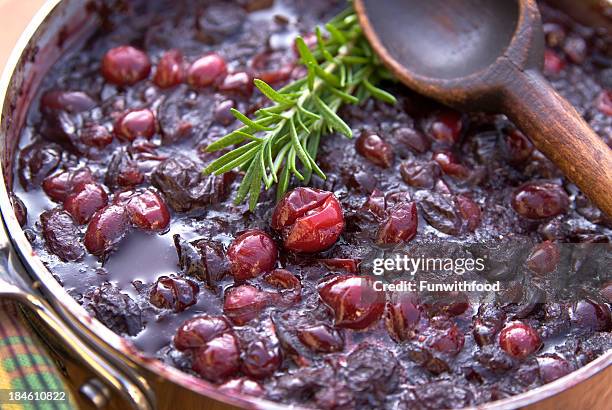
[0,1,610,409]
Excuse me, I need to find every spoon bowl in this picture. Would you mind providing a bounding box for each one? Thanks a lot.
[355,0,612,216]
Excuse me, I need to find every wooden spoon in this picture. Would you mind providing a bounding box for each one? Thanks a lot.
[355,0,612,216]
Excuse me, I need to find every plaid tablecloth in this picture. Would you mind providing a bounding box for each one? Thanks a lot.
[0,302,76,410]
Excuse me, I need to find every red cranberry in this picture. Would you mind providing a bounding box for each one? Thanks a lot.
[63,183,108,224]
[192,333,240,382]
[355,131,394,168]
[264,269,300,290]
[153,50,185,88]
[502,129,534,163]
[596,90,612,116]
[473,305,506,347]
[84,205,129,256]
[455,195,481,232]
[432,151,469,178]
[526,241,560,274]
[187,54,227,87]
[40,90,96,113]
[499,322,543,358]
[242,338,281,379]
[364,189,386,218]
[319,259,359,273]
[114,109,156,142]
[318,275,385,330]
[272,188,344,253]
[43,168,95,202]
[126,190,170,231]
[511,182,569,219]
[223,284,267,325]
[80,124,113,148]
[427,110,463,144]
[227,230,277,281]
[150,276,199,312]
[537,354,572,383]
[569,299,612,331]
[218,71,254,96]
[376,202,418,245]
[213,99,236,125]
[400,160,440,189]
[544,49,565,76]
[385,290,420,342]
[174,315,231,351]
[297,325,344,353]
[101,46,151,85]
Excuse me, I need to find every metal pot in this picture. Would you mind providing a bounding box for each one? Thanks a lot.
[0,1,609,409]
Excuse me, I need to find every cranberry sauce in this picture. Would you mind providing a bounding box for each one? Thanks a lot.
[9,0,611,408]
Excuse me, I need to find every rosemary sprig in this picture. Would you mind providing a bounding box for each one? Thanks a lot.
[204,6,397,211]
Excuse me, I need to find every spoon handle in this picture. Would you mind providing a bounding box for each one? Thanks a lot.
[501,68,612,217]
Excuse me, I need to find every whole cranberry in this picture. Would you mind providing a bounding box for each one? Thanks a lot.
[355,131,394,168]
[187,54,227,87]
[43,168,95,202]
[218,71,253,96]
[376,202,418,245]
[272,188,344,253]
[569,299,612,331]
[63,183,108,224]
[192,333,240,382]
[84,205,129,256]
[150,276,199,312]
[499,322,543,359]
[385,290,420,342]
[318,275,385,330]
[101,46,151,85]
[40,90,96,113]
[432,151,469,178]
[511,182,569,219]
[543,49,565,76]
[126,190,170,231]
[537,354,572,383]
[501,129,533,163]
[526,241,560,274]
[80,124,113,148]
[153,50,185,88]
[596,90,612,116]
[297,324,344,353]
[455,195,481,232]
[426,110,463,144]
[223,284,267,325]
[114,109,157,142]
[227,230,277,281]
[241,338,281,379]
[174,315,231,351]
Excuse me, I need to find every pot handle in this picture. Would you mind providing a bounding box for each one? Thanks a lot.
[0,226,154,410]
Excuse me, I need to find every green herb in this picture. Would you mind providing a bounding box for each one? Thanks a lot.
[204,6,397,211]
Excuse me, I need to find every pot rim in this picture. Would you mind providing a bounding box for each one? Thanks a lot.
[0,1,609,409]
